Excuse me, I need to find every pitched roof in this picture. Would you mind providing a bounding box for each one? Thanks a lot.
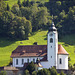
[58,45,69,55]
[11,45,47,58]
[11,45,69,59]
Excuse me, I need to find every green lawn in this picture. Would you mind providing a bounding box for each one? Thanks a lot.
[4,0,49,8]
[0,30,75,67]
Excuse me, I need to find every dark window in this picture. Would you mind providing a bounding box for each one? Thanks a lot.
[27,59,29,63]
[51,46,52,48]
[60,58,62,64]
[51,56,52,58]
[50,38,53,43]
[22,59,24,64]
[16,59,18,65]
[33,59,35,62]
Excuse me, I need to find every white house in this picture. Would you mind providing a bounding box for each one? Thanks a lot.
[11,21,69,70]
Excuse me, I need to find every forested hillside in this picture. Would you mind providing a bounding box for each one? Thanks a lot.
[0,0,75,39]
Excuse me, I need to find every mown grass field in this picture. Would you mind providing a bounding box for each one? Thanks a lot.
[0,30,75,67]
[4,0,49,8]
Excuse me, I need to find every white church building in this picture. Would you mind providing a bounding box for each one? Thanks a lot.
[11,21,69,70]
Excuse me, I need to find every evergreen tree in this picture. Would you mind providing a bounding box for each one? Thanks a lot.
[17,0,21,7]
[26,62,35,74]
[22,0,26,7]
[24,69,30,75]
[7,4,10,11]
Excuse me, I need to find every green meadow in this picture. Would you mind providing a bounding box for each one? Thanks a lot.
[0,30,75,67]
[4,0,49,8]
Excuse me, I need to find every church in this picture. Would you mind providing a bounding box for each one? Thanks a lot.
[11,21,69,70]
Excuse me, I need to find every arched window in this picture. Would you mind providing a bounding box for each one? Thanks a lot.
[22,59,24,64]
[50,38,53,43]
[16,59,18,65]
[60,58,62,64]
[33,59,35,62]
[27,59,29,63]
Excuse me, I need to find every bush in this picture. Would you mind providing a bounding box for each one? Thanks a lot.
[0,71,6,75]
[50,67,58,75]
[23,69,30,75]
[60,71,65,75]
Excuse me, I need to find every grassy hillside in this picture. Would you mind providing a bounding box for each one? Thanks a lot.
[0,30,75,67]
[4,0,49,8]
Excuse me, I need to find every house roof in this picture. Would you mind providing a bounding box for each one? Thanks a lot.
[11,45,69,61]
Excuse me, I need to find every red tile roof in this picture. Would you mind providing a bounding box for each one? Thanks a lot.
[11,45,69,61]
[11,45,47,58]
[58,45,69,55]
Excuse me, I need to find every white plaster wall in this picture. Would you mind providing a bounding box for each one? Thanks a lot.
[41,61,51,68]
[57,54,68,70]
[47,31,58,68]
[13,57,43,67]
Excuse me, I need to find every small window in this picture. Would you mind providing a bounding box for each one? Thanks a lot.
[16,59,18,65]
[27,59,29,63]
[22,59,24,64]
[33,59,35,62]
[50,38,53,43]
[60,58,62,64]
[51,46,52,48]
[51,56,52,58]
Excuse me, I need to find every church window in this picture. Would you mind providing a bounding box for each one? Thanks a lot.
[22,59,24,65]
[51,46,52,48]
[33,59,35,62]
[60,58,62,64]
[16,59,18,65]
[50,38,53,43]
[51,56,52,58]
[27,59,29,63]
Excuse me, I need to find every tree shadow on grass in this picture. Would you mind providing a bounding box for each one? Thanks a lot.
[59,34,75,46]
[0,37,16,47]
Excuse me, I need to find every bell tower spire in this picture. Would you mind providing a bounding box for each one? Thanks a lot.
[47,16,58,68]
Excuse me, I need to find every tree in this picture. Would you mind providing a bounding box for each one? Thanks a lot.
[26,0,30,7]
[11,4,21,16]
[60,71,65,75]
[22,0,26,7]
[37,68,50,75]
[24,69,30,75]
[17,0,21,7]
[0,71,6,75]
[26,62,35,74]
[50,67,58,75]
[7,4,10,11]
[32,71,37,75]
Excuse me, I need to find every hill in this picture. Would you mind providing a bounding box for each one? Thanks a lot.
[0,30,75,67]
[4,0,49,8]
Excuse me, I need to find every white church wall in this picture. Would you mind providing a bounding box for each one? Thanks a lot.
[47,31,58,68]
[57,54,68,70]
[41,61,51,68]
[13,57,43,67]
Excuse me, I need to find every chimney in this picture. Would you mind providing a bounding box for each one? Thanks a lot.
[33,42,38,45]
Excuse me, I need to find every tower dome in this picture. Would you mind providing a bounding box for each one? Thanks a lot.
[48,21,57,32]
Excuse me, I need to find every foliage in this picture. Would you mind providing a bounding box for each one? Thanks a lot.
[60,71,65,75]
[50,67,58,75]
[37,68,50,75]
[25,62,35,74]
[23,69,30,75]
[0,71,6,75]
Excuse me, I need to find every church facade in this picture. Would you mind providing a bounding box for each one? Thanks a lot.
[11,21,69,70]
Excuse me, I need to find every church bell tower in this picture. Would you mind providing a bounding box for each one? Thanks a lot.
[47,20,58,68]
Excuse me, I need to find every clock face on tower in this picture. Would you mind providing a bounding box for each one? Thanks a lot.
[49,33,53,36]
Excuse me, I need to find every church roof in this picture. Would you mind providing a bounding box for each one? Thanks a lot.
[58,45,69,55]
[11,45,69,61]
[48,21,57,32]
